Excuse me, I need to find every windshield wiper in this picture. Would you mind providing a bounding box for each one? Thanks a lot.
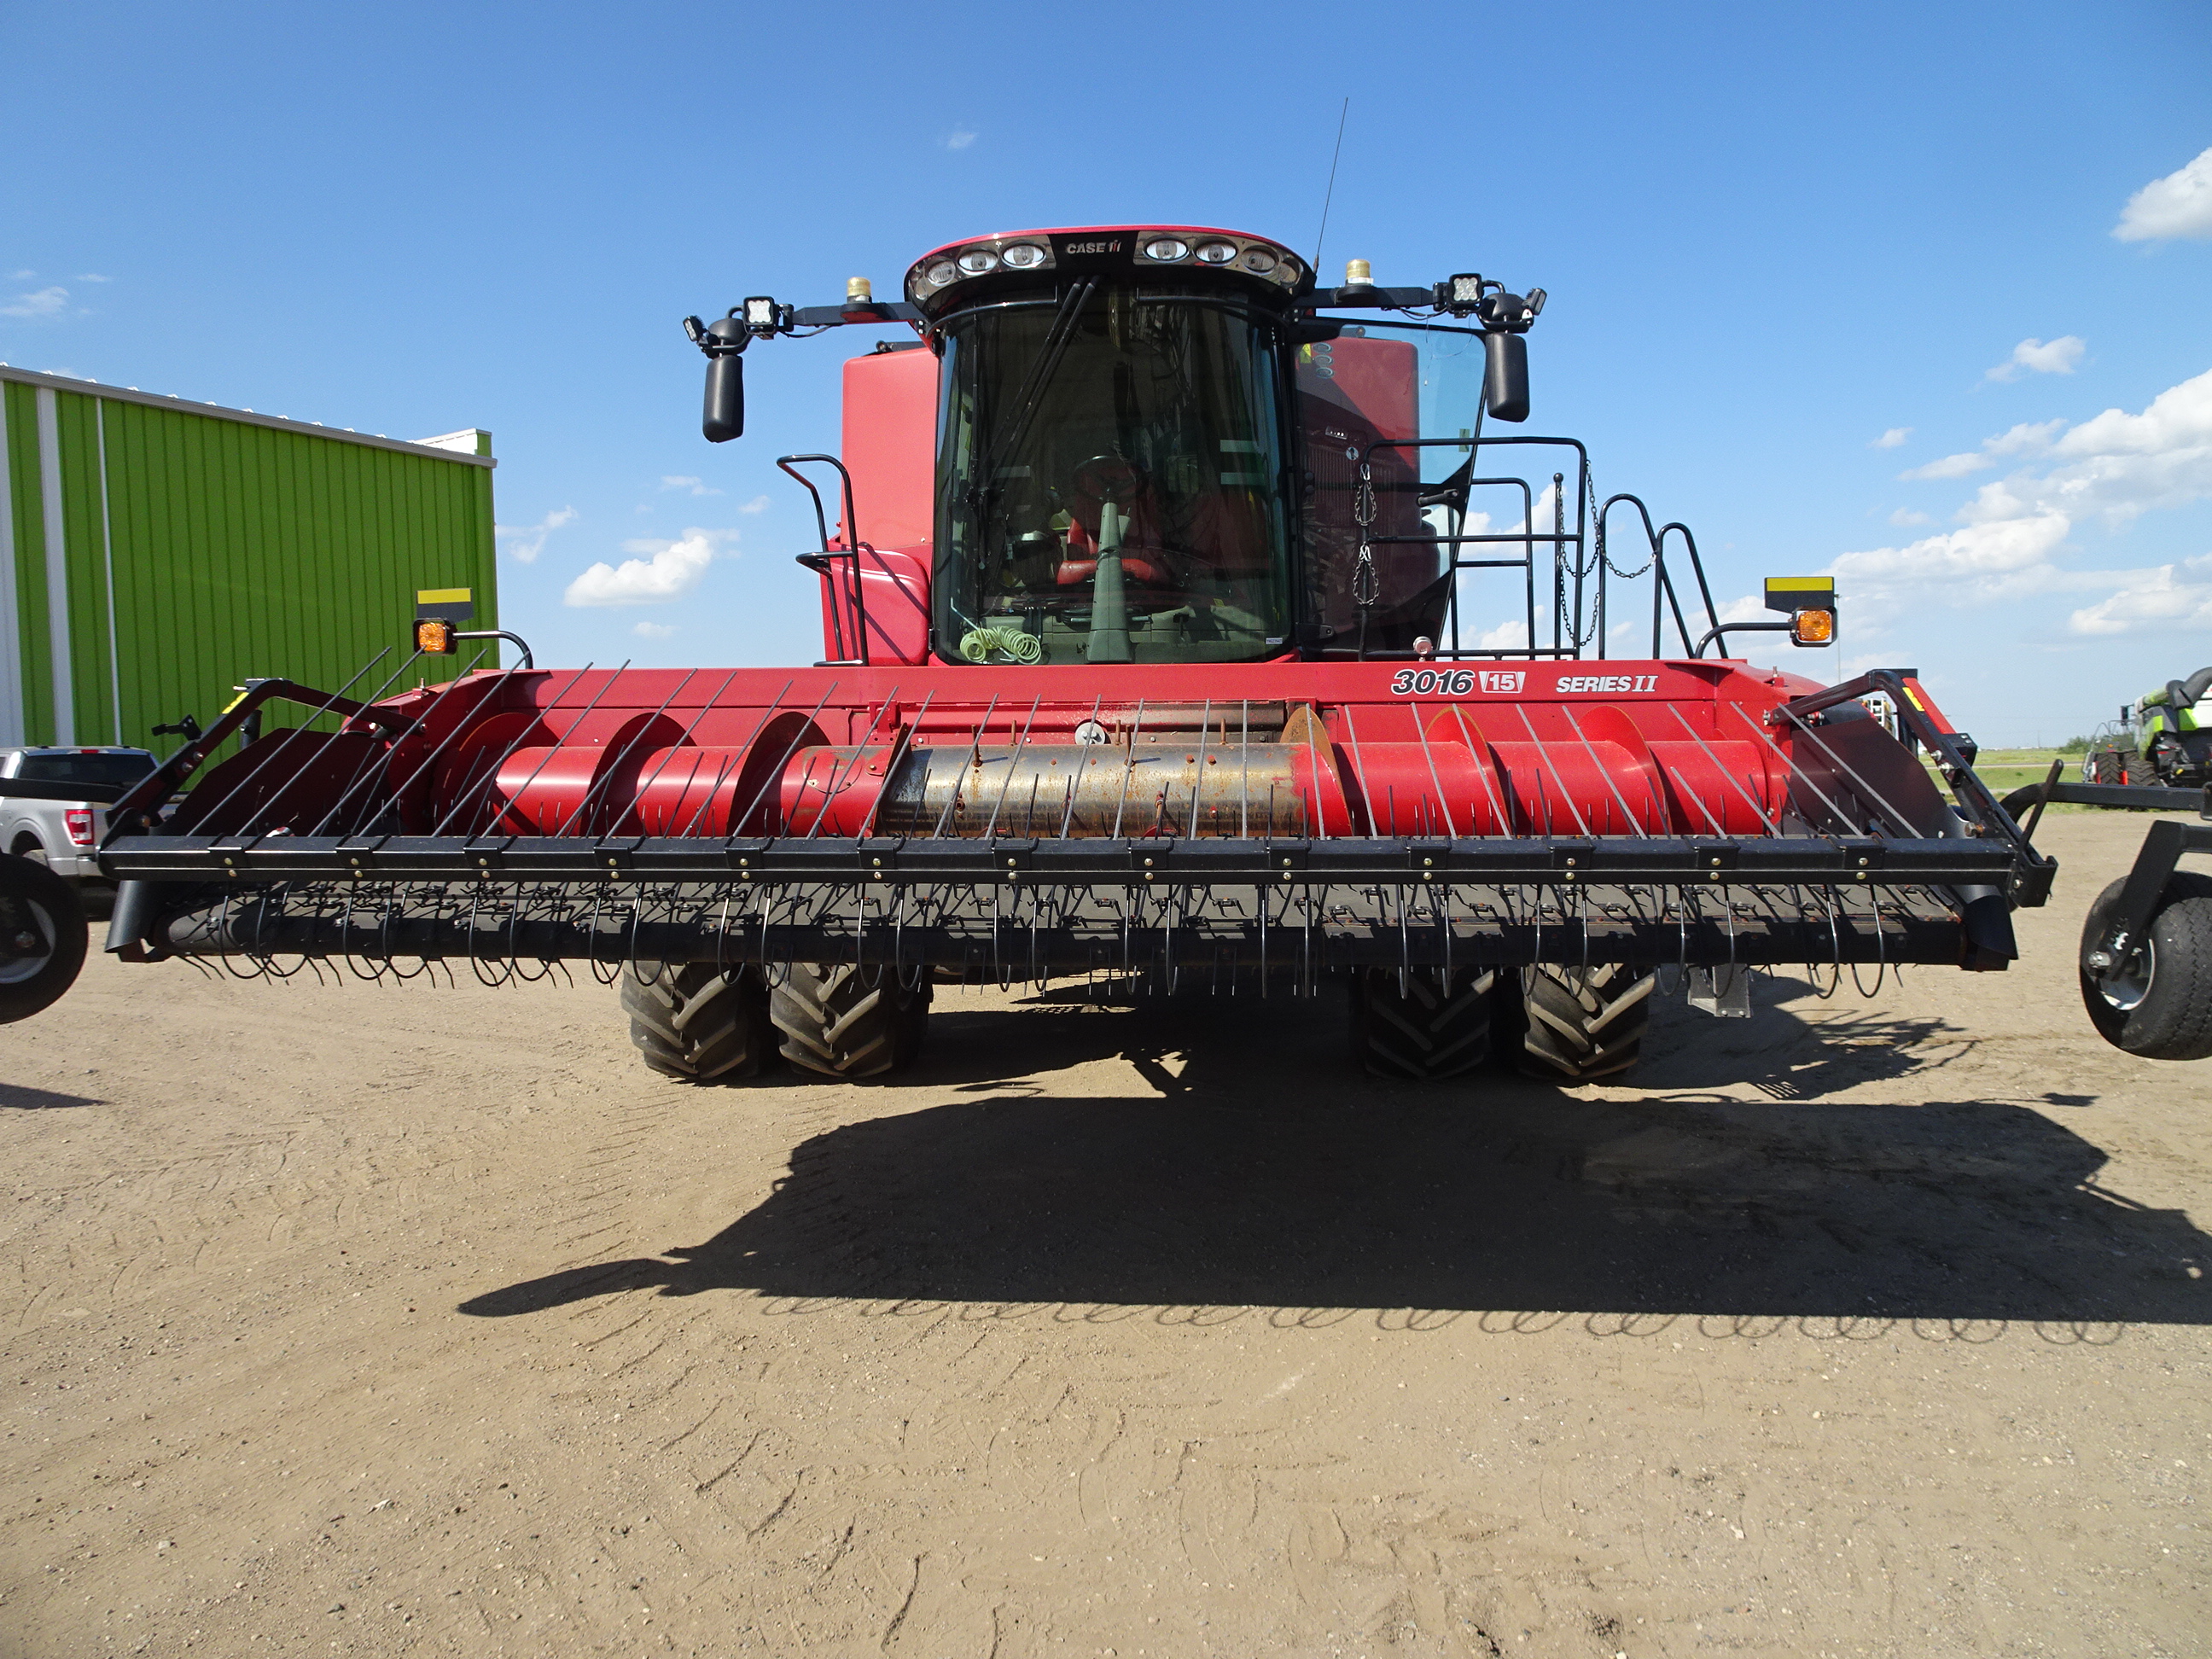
[969,277,1098,511]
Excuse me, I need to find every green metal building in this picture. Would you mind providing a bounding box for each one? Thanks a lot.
[0,365,498,751]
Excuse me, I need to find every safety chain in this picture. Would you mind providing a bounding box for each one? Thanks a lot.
[1553,469,1602,651]
[1351,460,1379,610]
[1594,466,1656,582]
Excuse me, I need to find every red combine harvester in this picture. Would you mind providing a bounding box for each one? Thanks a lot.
[3,224,2074,1077]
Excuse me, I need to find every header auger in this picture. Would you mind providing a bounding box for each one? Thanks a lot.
[7,223,2075,1080]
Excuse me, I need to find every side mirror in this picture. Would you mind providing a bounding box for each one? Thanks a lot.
[701,317,746,443]
[1483,331,1529,423]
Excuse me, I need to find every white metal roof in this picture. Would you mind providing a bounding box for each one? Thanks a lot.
[0,364,495,469]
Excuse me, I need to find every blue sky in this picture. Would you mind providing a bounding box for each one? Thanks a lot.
[3,0,2207,744]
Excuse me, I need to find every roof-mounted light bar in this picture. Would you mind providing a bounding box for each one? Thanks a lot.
[902,228,1307,316]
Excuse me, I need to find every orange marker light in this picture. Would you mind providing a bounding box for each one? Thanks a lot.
[1790,608,1835,646]
[416,618,457,655]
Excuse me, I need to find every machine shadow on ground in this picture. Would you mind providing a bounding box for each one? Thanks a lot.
[0,1083,102,1111]
[465,981,2212,1327]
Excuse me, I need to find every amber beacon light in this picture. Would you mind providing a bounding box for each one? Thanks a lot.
[1765,577,1838,649]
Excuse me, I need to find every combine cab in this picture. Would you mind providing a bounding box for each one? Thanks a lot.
[32,224,2063,1079]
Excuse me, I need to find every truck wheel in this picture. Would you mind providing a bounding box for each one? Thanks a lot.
[1349,965,1494,1079]
[621,962,772,1081]
[2080,873,2212,1061]
[0,853,89,1025]
[771,963,930,1079]
[1511,963,1656,1082]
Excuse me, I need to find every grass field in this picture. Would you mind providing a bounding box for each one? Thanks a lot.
[1926,746,2149,815]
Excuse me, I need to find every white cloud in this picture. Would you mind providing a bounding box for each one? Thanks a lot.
[563,527,734,607]
[1889,508,1930,527]
[1970,365,2212,527]
[1834,512,2071,591]
[1985,418,2064,456]
[1899,418,2065,480]
[1900,450,1991,480]
[632,620,678,639]
[1985,335,2085,382]
[75,273,110,283]
[0,285,69,318]
[945,129,977,150]
[494,505,578,564]
[1871,427,1912,449]
[2114,146,2212,243]
[1474,618,1528,650]
[2068,556,2212,635]
[1832,364,2212,627]
[738,494,771,514]
[660,474,722,498]
[1710,592,1768,626]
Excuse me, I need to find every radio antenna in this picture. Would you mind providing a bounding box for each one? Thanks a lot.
[1312,97,1349,276]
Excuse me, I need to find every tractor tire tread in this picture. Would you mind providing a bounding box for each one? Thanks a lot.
[1516,964,1655,1082]
[770,963,929,1079]
[620,961,770,1082]
[1351,967,1495,1080]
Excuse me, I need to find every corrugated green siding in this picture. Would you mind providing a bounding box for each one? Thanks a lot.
[55,390,114,744]
[3,382,54,741]
[0,370,495,751]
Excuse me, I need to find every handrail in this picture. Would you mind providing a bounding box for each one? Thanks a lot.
[1340,434,1725,665]
[777,453,870,666]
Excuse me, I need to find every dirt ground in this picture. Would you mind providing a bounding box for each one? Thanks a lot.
[3,809,2208,1658]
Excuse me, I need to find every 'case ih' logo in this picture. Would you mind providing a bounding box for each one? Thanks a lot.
[1478,671,1525,693]
[1060,239,1123,254]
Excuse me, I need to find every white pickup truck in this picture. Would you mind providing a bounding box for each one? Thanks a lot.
[0,746,159,901]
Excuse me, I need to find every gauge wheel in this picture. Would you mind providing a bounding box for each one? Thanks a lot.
[0,853,90,1024]
[2081,872,2212,1061]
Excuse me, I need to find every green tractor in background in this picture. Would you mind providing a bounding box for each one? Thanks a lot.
[2085,667,2212,789]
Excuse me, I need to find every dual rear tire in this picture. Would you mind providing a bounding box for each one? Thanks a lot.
[621,960,931,1082]
[1349,962,1655,1083]
[630,956,1654,1086]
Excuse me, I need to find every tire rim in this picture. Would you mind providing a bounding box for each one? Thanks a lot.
[2096,937,2155,1012]
[0,899,56,986]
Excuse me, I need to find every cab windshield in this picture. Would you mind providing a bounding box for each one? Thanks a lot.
[934,289,1290,665]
